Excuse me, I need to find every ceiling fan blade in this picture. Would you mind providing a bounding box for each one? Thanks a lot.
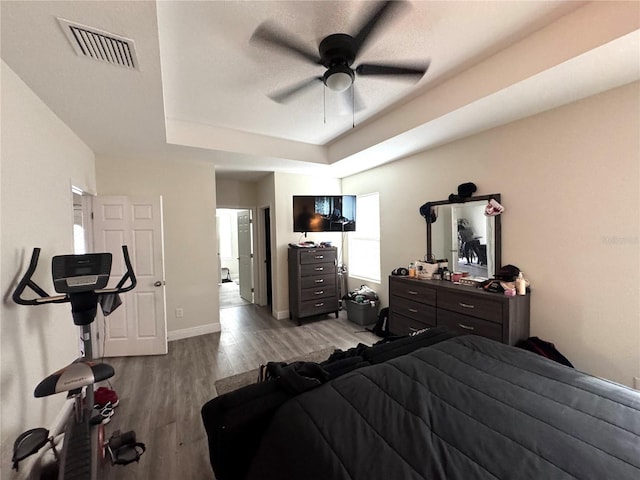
[250,22,322,65]
[355,61,430,79]
[352,1,405,56]
[268,77,323,104]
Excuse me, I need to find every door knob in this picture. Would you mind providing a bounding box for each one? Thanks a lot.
[154,281,165,287]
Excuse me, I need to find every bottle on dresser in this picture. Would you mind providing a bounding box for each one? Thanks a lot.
[515,272,527,295]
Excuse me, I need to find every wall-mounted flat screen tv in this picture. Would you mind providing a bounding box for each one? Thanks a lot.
[293,195,356,232]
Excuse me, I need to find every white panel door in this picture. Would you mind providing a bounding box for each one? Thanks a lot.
[237,210,253,303]
[93,196,167,357]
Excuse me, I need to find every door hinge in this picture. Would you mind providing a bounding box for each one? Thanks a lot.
[91,211,94,220]
[251,288,255,292]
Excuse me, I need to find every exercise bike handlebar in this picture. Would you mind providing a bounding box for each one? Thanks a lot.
[12,248,64,305]
[98,245,137,294]
[12,246,137,305]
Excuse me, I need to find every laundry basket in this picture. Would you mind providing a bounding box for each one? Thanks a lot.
[345,299,379,326]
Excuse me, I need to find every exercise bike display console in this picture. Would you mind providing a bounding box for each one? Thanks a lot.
[52,253,112,293]
[15,248,135,327]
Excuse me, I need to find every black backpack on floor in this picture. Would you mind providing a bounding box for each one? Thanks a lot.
[368,307,390,337]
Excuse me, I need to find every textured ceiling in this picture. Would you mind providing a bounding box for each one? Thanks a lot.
[1,1,639,180]
[156,0,582,145]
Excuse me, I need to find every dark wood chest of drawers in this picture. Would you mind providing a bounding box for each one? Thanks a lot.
[389,276,530,345]
[288,247,339,325]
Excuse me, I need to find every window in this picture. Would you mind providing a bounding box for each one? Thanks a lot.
[348,193,380,282]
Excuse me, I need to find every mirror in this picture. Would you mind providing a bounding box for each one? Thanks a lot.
[426,194,502,280]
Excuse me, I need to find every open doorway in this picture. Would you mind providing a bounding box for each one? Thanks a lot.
[72,186,93,254]
[216,208,253,309]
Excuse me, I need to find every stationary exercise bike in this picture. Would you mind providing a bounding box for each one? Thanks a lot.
[11,246,144,479]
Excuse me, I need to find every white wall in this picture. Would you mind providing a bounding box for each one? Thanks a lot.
[0,61,96,476]
[343,81,640,387]
[96,155,219,338]
[216,177,258,208]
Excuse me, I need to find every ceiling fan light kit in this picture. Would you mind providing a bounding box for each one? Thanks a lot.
[324,65,354,92]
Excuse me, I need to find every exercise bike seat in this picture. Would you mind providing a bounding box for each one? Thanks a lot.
[35,359,114,398]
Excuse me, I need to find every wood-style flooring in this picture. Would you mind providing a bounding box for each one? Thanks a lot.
[97,305,379,480]
[218,280,250,309]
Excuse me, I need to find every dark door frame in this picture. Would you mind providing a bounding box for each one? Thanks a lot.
[264,207,272,307]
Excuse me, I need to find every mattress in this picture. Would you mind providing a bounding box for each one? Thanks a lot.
[246,335,640,480]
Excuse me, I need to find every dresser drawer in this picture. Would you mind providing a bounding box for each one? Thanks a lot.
[438,290,502,323]
[300,273,336,289]
[300,285,337,302]
[390,297,436,325]
[390,312,435,336]
[299,297,339,317]
[299,249,336,265]
[437,309,502,341]
[389,279,436,306]
[300,263,334,276]
[388,276,530,345]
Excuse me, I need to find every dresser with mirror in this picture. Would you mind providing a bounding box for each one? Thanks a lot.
[389,193,530,345]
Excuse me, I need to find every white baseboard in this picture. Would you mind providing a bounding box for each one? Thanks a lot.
[168,322,220,341]
[274,309,290,320]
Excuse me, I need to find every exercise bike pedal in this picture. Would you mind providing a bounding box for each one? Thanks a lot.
[106,430,146,466]
[11,428,51,471]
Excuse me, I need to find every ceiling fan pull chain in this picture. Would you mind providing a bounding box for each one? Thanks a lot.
[323,85,326,125]
[352,84,355,128]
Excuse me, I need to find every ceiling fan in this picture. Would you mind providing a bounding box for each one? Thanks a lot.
[250,0,430,107]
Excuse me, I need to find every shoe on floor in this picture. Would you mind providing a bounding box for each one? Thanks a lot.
[92,401,114,425]
[94,386,119,408]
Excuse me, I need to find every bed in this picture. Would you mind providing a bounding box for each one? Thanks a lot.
[203,334,640,480]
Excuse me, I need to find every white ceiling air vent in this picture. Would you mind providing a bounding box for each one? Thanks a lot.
[57,18,139,71]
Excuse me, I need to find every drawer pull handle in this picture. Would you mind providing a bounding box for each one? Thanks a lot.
[315,255,324,259]
[315,279,324,283]
[314,267,324,271]
[314,302,325,307]
[459,302,475,309]
[408,308,418,313]
[315,290,324,295]
[407,290,418,295]
[458,323,475,331]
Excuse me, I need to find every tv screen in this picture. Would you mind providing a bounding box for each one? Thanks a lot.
[293,195,356,232]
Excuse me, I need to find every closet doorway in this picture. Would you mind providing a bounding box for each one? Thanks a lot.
[217,208,253,308]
